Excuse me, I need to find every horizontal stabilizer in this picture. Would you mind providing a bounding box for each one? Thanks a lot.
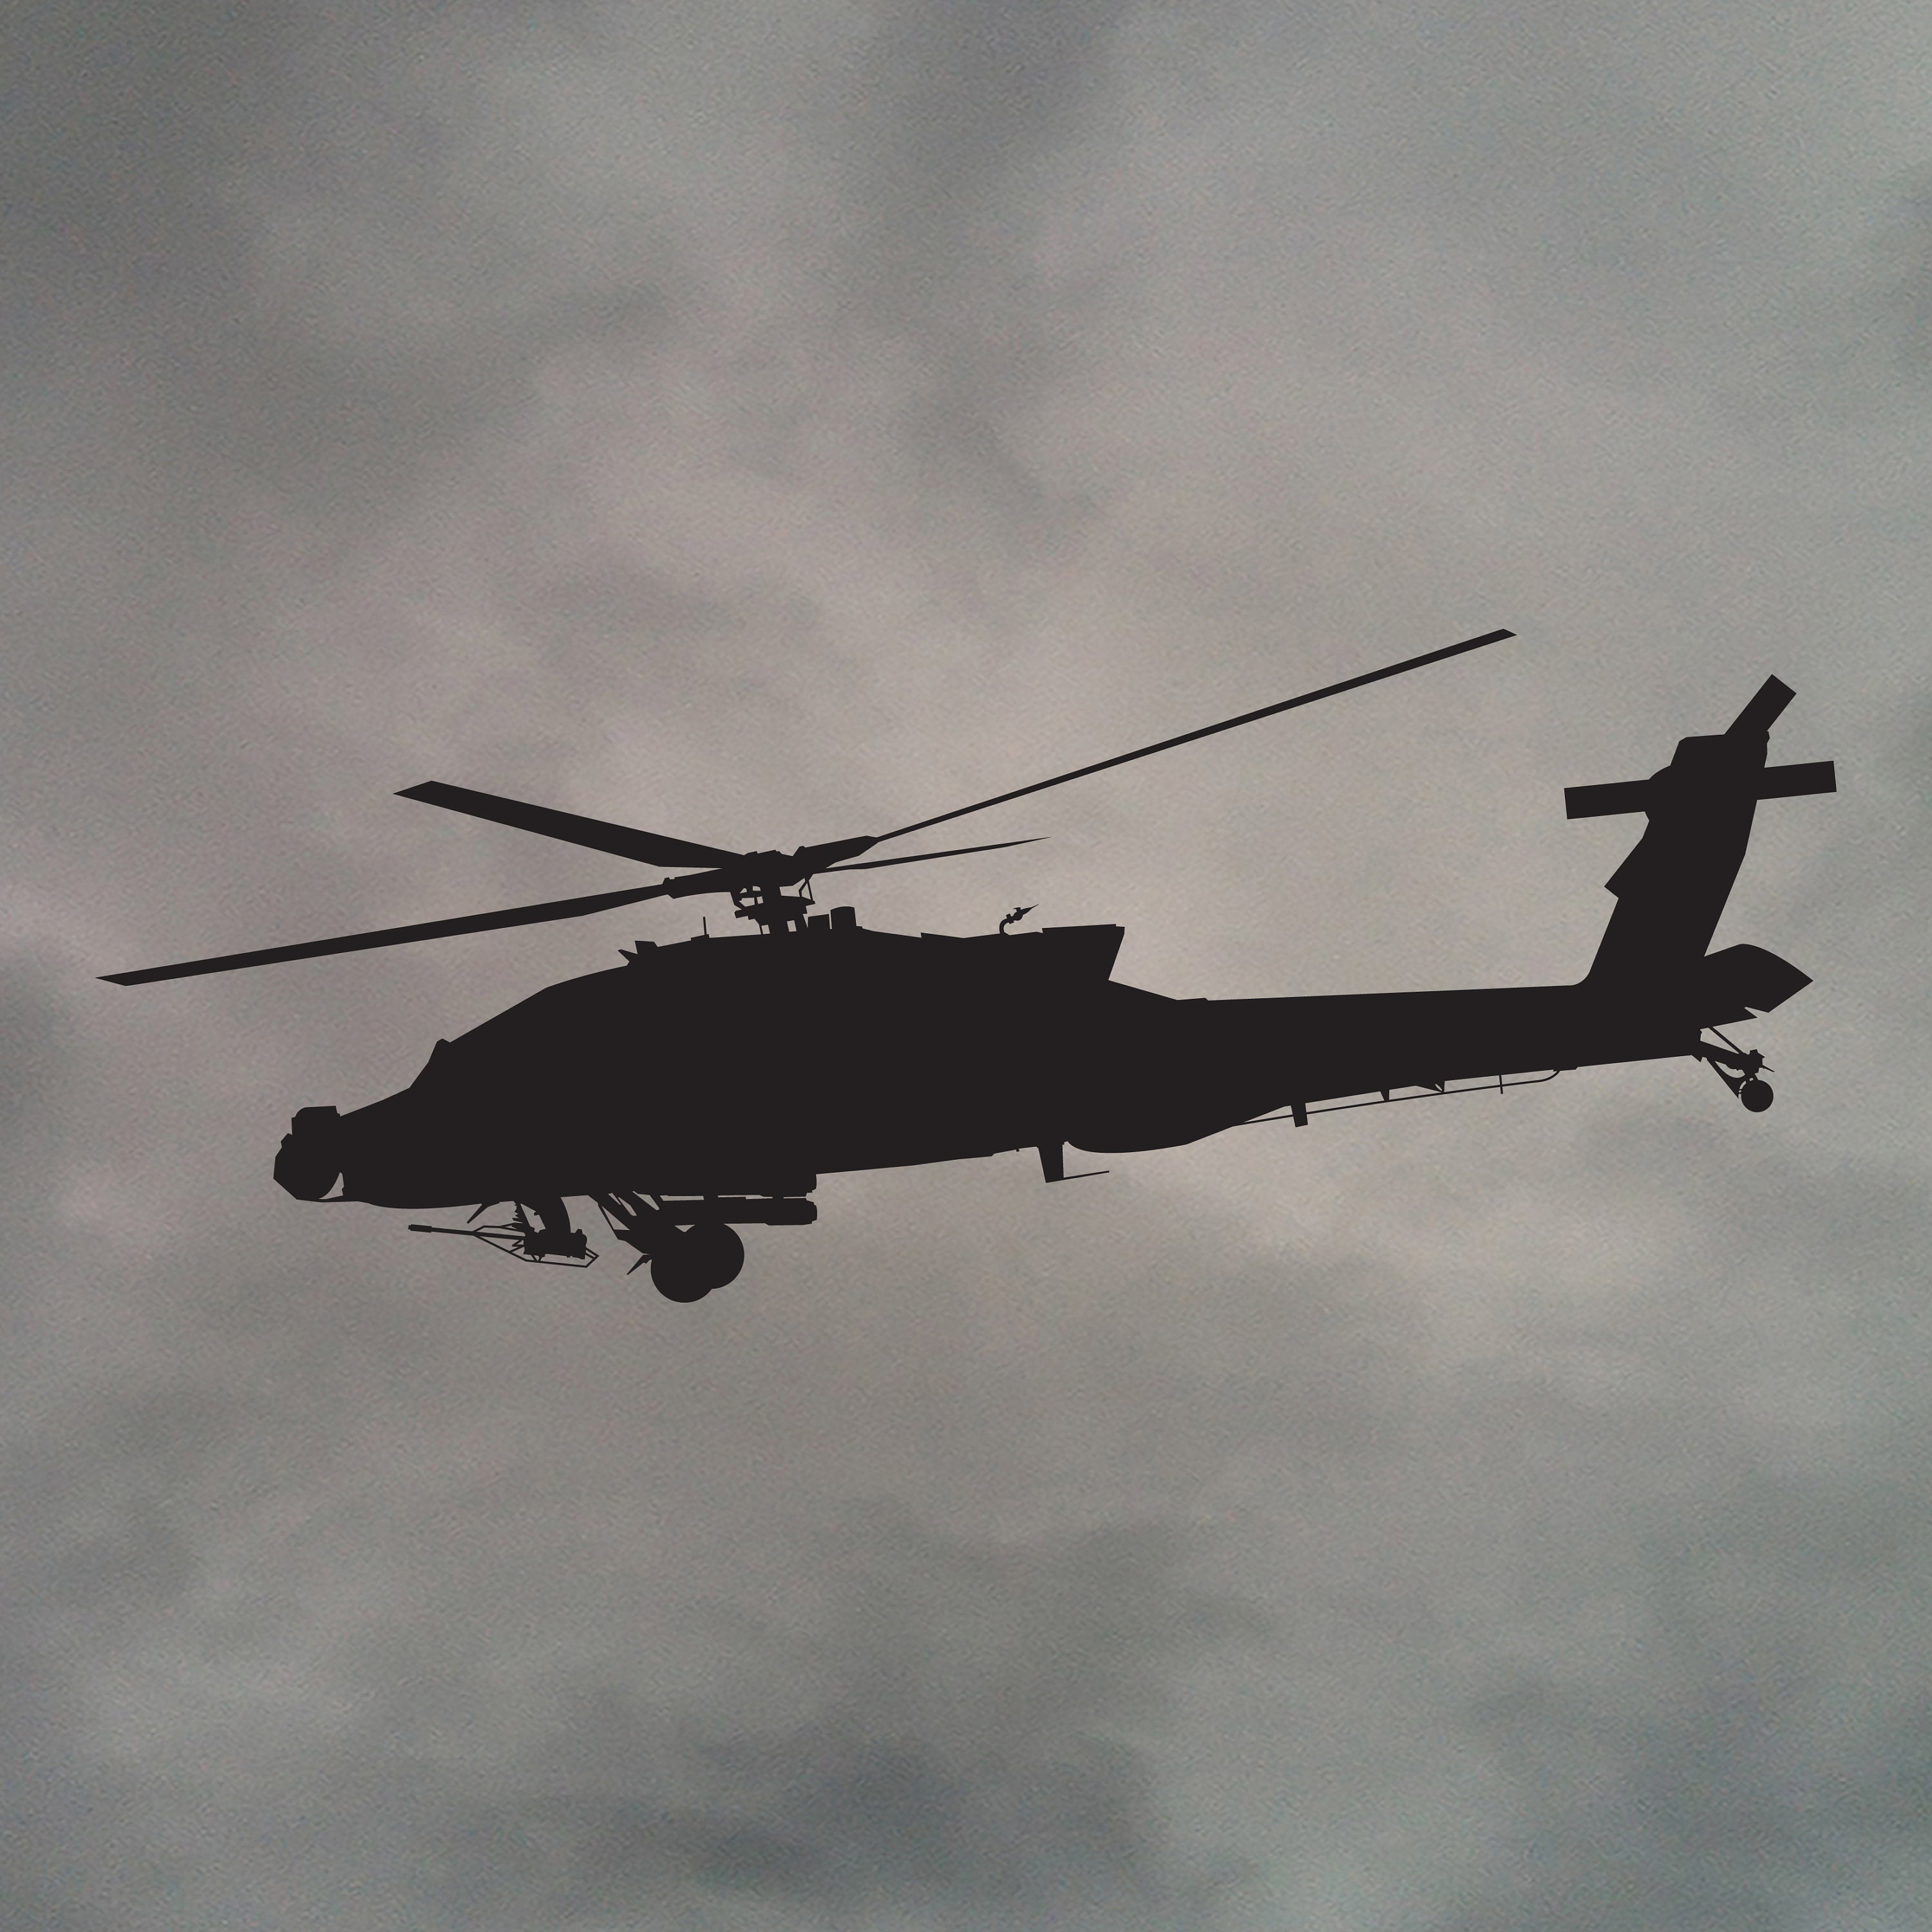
[1564,778,1653,818]
[1756,759,1837,800]
[1566,760,1835,819]
[1696,943,1812,1025]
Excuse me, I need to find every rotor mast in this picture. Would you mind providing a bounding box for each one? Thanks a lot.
[731,869,815,934]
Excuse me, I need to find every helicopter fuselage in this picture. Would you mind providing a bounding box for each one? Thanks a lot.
[111,643,1829,1296]
[283,918,1752,1213]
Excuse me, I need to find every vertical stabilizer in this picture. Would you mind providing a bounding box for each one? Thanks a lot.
[1571,679,1832,989]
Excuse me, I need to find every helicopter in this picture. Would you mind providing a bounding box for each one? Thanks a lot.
[104,630,1835,1302]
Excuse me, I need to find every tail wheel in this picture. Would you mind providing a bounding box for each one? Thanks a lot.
[1698,1033,1776,1113]
[650,1222,746,1302]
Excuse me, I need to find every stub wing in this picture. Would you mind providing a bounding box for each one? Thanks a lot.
[1695,943,1810,1027]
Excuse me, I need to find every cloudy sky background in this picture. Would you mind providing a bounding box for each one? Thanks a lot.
[5,1,1931,1925]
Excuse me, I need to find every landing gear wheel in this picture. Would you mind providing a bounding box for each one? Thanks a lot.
[1738,1077,1774,1112]
[650,1222,746,1302]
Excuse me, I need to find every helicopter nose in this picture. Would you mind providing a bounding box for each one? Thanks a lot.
[274,1104,344,1200]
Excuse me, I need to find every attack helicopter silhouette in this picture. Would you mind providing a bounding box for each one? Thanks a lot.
[104,630,1835,1302]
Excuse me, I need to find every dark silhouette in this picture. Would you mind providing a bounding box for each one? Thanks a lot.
[104,634,1834,1302]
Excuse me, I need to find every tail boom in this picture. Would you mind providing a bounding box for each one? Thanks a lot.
[1061,976,1747,1155]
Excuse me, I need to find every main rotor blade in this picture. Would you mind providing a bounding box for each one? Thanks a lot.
[397,782,742,869]
[101,882,671,985]
[794,834,883,872]
[820,837,1044,873]
[874,628,1516,846]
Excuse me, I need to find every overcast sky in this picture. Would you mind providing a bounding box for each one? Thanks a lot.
[5,1,1931,1926]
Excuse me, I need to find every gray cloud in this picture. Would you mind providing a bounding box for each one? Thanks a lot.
[1882,182,1932,381]
[409,1510,1253,1926]
[842,0,1132,272]
[1425,1453,1932,1932]
[0,960,74,1195]
[6,0,1931,1925]
[2,0,689,524]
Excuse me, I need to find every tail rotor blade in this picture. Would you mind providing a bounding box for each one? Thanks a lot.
[1726,676,1796,739]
